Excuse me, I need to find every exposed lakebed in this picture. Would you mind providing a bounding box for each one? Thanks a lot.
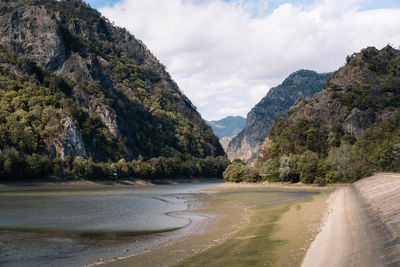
[0,182,315,266]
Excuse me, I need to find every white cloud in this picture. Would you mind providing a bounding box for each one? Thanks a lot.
[99,0,400,120]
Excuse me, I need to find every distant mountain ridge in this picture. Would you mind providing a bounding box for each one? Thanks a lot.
[206,116,246,138]
[227,70,332,162]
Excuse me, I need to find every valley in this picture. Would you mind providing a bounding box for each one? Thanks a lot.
[0,0,399,266]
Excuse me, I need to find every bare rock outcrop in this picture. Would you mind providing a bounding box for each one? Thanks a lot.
[46,116,87,160]
[0,3,65,70]
[343,108,377,138]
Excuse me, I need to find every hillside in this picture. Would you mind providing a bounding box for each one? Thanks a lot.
[0,0,225,180]
[206,116,246,139]
[227,70,331,162]
[257,46,400,183]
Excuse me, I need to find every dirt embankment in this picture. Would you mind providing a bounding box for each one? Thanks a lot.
[302,173,400,267]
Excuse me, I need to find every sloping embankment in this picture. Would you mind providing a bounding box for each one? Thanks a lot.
[302,173,400,267]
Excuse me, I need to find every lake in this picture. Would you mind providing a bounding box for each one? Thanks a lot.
[0,182,221,266]
[0,182,314,266]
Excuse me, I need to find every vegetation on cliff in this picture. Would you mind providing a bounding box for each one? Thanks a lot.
[0,0,225,180]
[251,46,400,184]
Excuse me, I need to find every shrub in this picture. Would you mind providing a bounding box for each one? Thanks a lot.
[223,162,261,183]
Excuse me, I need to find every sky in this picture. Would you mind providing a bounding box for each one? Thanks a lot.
[85,0,400,120]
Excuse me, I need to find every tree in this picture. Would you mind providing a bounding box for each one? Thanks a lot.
[279,155,291,181]
[326,143,352,180]
[297,150,319,183]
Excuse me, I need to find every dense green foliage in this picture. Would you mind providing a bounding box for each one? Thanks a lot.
[0,149,229,181]
[222,160,261,182]
[354,113,400,172]
[0,47,124,160]
[255,112,376,184]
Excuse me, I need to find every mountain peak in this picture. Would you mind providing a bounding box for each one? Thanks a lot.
[227,69,332,162]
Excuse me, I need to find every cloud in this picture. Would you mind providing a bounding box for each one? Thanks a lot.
[98,0,400,120]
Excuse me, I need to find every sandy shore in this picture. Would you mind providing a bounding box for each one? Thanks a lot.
[217,181,336,191]
[105,183,333,267]
[302,173,400,267]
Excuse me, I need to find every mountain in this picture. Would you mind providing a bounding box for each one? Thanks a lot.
[206,116,246,139]
[257,46,400,183]
[0,0,224,173]
[219,135,236,152]
[226,70,332,162]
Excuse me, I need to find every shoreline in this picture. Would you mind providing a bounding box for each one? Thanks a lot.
[216,181,338,191]
[0,177,224,190]
[105,183,334,267]
[0,180,339,267]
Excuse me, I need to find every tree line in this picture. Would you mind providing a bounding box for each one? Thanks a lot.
[0,148,229,181]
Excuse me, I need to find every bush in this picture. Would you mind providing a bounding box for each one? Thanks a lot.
[0,148,27,180]
[297,150,319,183]
[26,153,53,178]
[223,162,261,183]
[349,160,372,180]
[314,176,327,186]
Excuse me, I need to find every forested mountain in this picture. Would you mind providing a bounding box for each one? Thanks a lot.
[256,46,400,184]
[206,116,246,139]
[0,0,226,180]
[227,70,331,163]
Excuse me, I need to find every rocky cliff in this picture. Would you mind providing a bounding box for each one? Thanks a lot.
[283,46,400,138]
[227,70,331,162]
[0,0,223,161]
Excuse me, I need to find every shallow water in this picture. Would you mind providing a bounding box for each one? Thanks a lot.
[0,182,220,266]
[0,183,221,234]
[0,183,314,266]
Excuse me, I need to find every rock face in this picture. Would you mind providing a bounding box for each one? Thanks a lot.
[0,4,66,70]
[284,46,400,137]
[55,117,87,160]
[219,135,236,152]
[227,70,331,162]
[0,0,223,161]
[206,116,246,138]
[342,108,377,139]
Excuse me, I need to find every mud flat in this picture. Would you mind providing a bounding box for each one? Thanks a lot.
[302,173,400,267]
[108,184,333,267]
